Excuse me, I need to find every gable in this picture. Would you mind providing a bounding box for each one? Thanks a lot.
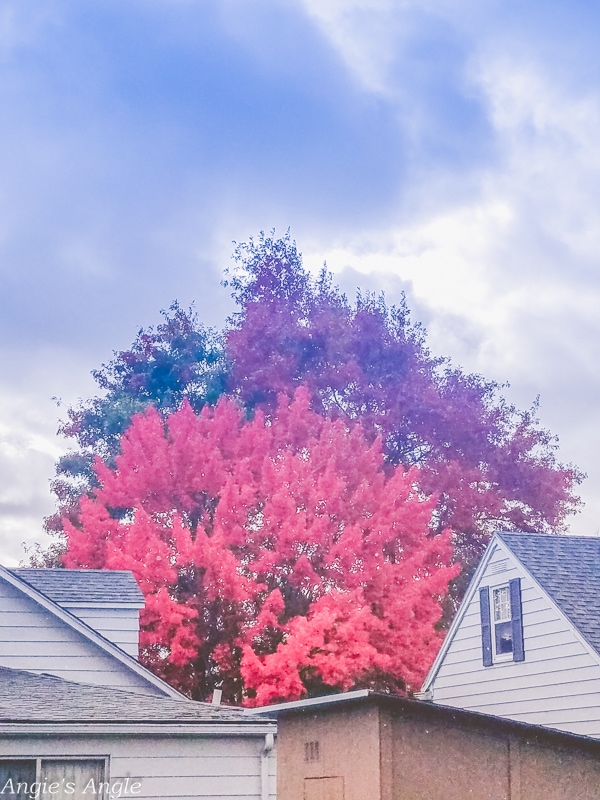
[497,533,600,655]
[0,571,179,698]
[10,569,144,659]
[423,537,600,738]
[12,569,144,658]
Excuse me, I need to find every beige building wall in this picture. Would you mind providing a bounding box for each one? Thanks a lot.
[276,700,600,800]
[277,705,384,800]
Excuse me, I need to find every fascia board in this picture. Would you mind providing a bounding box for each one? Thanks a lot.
[59,602,144,610]
[245,689,370,715]
[421,533,503,693]
[0,566,185,701]
[0,722,277,737]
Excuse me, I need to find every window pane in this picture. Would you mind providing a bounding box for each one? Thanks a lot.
[41,760,105,800]
[0,760,36,799]
[495,620,514,654]
[492,587,511,622]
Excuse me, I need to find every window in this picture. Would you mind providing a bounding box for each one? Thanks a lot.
[0,762,35,799]
[492,585,513,657]
[479,578,524,666]
[0,759,106,800]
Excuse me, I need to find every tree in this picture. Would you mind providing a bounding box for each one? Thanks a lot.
[47,234,583,571]
[225,232,583,572]
[62,388,458,705]
[45,231,583,619]
[46,302,227,537]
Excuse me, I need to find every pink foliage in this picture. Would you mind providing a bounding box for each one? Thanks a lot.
[63,387,458,704]
[225,238,583,570]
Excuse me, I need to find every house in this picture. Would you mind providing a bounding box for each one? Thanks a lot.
[0,666,276,799]
[420,531,600,738]
[0,565,276,800]
[0,566,172,696]
[248,689,600,800]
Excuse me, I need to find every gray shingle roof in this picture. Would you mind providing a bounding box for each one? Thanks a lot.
[0,667,261,724]
[498,532,600,655]
[11,569,145,606]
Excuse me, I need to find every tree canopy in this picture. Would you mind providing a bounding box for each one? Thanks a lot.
[225,233,583,565]
[42,231,584,702]
[45,302,226,537]
[62,389,457,704]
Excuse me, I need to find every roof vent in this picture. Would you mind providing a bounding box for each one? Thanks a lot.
[489,559,509,575]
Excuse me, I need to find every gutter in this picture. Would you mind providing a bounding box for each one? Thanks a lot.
[0,722,277,737]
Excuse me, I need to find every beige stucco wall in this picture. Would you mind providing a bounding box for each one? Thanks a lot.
[276,701,600,800]
[391,712,511,800]
[276,705,383,800]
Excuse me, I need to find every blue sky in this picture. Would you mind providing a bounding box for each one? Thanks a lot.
[2,0,600,562]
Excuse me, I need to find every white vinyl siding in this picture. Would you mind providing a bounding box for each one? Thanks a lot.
[431,542,600,738]
[0,580,163,696]
[61,606,140,658]
[0,734,276,800]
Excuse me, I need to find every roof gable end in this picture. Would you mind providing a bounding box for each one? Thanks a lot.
[0,565,184,700]
[421,534,505,692]
[422,532,600,693]
[497,533,600,656]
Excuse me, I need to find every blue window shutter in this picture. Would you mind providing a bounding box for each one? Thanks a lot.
[479,587,493,666]
[510,578,525,662]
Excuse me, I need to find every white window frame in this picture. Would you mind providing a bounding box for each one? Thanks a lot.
[490,583,514,663]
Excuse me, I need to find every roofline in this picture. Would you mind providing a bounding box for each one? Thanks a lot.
[497,531,600,543]
[13,569,145,574]
[0,722,277,737]
[247,690,600,754]
[421,532,504,692]
[0,566,185,701]
[245,689,370,716]
[58,602,145,610]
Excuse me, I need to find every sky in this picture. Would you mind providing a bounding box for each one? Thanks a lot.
[2,0,600,564]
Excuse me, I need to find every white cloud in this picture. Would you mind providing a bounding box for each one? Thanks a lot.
[0,346,97,565]
[0,393,60,566]
[2,0,600,559]
[301,33,600,536]
[300,0,401,95]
